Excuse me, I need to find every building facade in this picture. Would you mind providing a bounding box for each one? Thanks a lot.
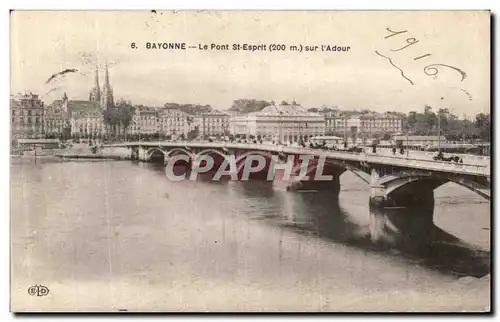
[230,103,325,142]
[359,112,403,135]
[322,110,343,135]
[130,107,160,135]
[320,110,404,137]
[10,93,45,140]
[158,108,190,138]
[193,111,229,138]
[44,93,70,138]
[69,101,105,138]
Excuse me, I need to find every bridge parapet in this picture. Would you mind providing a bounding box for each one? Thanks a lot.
[105,142,489,178]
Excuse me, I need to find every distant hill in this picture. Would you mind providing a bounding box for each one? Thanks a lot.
[164,103,213,115]
[229,99,272,114]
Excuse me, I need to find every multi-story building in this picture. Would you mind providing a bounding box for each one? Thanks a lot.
[359,112,403,135]
[44,92,70,138]
[229,103,325,142]
[158,108,190,138]
[193,111,230,138]
[130,107,160,135]
[321,110,342,135]
[69,101,104,138]
[10,92,45,140]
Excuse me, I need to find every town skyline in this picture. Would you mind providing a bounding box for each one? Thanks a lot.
[11,11,489,117]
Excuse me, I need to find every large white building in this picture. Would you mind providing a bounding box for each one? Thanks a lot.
[230,103,325,142]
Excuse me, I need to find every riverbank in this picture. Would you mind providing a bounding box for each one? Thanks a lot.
[10,144,131,163]
[55,154,129,160]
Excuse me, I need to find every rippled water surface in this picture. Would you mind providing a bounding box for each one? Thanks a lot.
[11,160,490,311]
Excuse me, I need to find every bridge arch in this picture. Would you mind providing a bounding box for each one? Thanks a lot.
[235,150,275,164]
[292,158,371,184]
[146,147,166,157]
[164,147,195,159]
[196,148,228,158]
[379,173,490,201]
[235,150,275,179]
[145,147,167,162]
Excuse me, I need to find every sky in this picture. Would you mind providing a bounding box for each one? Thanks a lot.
[10,10,490,116]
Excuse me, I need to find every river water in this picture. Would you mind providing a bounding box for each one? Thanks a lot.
[10,159,490,312]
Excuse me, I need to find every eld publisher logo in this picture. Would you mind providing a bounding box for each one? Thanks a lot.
[28,285,50,297]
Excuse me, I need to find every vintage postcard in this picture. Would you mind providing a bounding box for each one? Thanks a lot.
[10,10,490,312]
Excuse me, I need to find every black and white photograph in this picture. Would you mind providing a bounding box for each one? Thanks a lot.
[9,10,491,312]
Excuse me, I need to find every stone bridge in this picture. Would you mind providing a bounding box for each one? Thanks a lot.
[106,141,491,249]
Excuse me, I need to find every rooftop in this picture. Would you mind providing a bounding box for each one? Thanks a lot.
[253,104,321,116]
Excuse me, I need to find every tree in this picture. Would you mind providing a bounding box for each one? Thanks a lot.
[423,105,437,134]
[187,126,200,141]
[475,113,490,141]
[229,99,272,114]
[407,111,418,131]
[382,133,391,140]
[115,100,135,128]
[102,100,135,141]
[165,102,212,114]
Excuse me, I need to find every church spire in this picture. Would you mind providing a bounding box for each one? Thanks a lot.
[104,62,110,87]
[101,61,114,109]
[95,65,100,89]
[89,64,101,103]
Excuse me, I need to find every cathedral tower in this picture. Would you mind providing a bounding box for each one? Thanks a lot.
[89,65,101,104]
[101,62,114,110]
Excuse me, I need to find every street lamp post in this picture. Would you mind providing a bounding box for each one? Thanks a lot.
[298,119,302,145]
[279,112,283,145]
[437,112,441,153]
[343,116,348,148]
[437,96,444,153]
[406,126,409,157]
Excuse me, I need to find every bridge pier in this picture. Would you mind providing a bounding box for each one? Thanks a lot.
[272,156,342,198]
[137,146,150,162]
[369,171,435,250]
[130,146,139,161]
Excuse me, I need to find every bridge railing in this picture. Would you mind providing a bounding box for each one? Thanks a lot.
[280,146,489,177]
[106,141,490,177]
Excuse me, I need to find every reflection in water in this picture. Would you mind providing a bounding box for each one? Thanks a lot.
[143,163,490,278]
[140,165,490,280]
